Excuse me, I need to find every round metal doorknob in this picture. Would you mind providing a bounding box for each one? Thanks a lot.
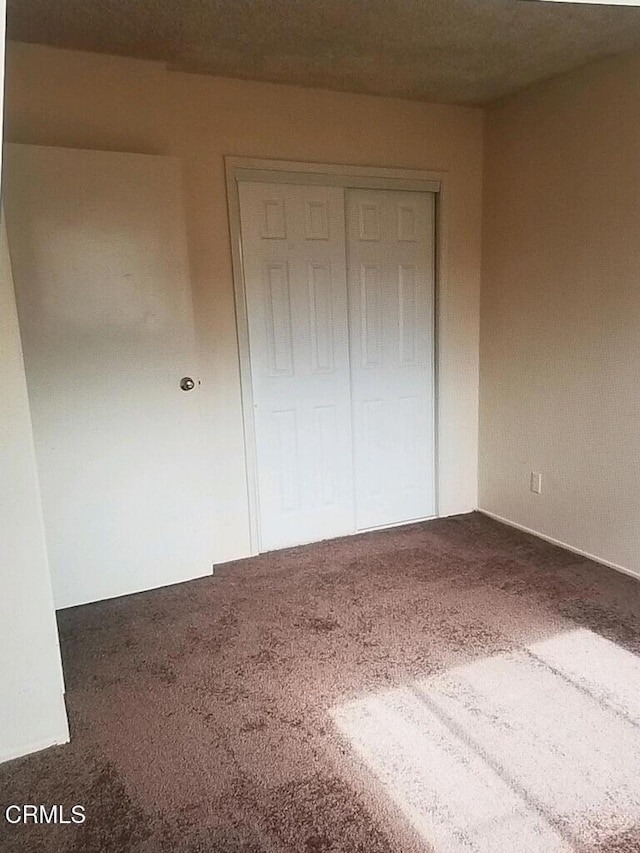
[180,377,196,391]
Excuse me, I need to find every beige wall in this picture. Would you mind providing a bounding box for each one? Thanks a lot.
[4,42,483,563]
[480,51,640,576]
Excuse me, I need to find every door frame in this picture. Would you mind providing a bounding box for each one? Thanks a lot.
[225,156,447,555]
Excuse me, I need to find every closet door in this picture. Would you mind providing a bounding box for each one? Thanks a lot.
[239,182,355,551]
[346,188,436,530]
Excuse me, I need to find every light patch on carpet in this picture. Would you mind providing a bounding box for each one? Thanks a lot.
[331,628,640,852]
[529,627,640,722]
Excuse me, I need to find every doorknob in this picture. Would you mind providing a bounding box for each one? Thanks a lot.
[180,377,196,391]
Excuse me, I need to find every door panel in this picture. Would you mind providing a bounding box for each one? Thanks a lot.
[239,182,355,551]
[346,188,436,530]
[4,144,210,608]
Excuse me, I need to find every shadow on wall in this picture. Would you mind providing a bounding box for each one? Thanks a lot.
[332,628,640,852]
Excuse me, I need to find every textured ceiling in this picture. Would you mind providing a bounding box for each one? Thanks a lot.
[7,0,640,104]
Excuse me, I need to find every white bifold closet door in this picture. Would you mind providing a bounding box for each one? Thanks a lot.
[239,181,435,552]
[345,188,436,530]
[239,182,356,551]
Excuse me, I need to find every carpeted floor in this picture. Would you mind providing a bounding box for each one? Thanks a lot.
[2,512,640,852]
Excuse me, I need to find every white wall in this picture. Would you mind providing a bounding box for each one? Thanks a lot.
[480,50,640,576]
[0,214,69,761]
[4,43,483,565]
[0,4,69,762]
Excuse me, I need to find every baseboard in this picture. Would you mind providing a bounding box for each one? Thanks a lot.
[477,508,640,583]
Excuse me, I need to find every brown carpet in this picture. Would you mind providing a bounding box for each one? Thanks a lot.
[2,512,640,852]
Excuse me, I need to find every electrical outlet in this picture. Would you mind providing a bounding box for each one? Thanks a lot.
[530,472,542,495]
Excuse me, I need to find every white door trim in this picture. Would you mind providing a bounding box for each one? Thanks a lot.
[225,156,446,555]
